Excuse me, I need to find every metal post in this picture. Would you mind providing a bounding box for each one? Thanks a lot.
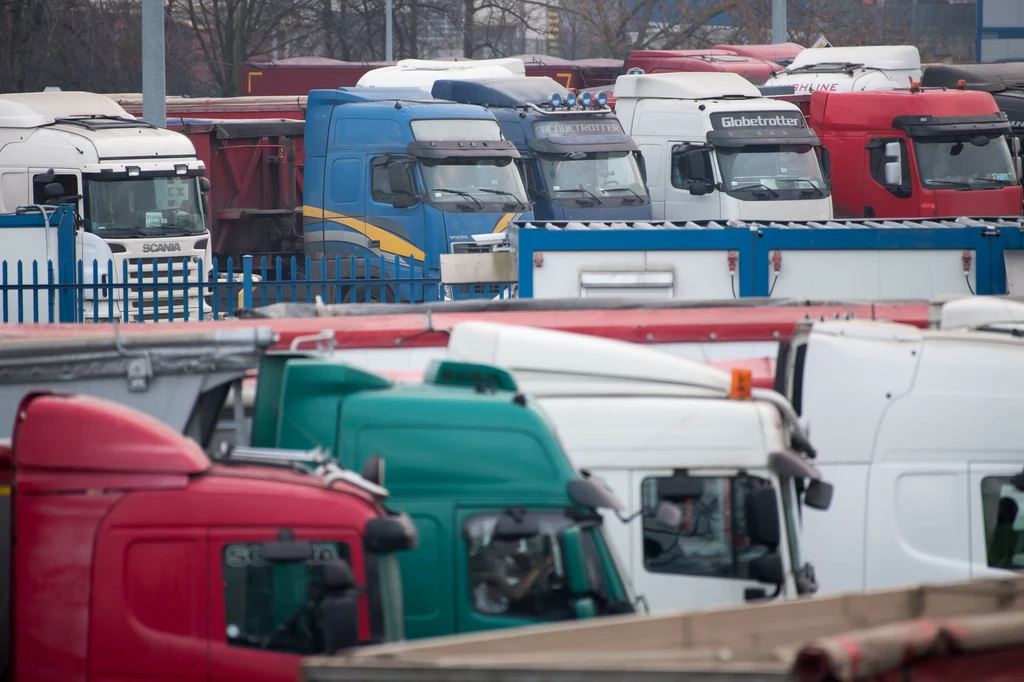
[771,0,787,44]
[142,0,167,128]
[385,0,393,62]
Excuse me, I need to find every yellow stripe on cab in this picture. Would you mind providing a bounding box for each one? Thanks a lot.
[302,206,426,261]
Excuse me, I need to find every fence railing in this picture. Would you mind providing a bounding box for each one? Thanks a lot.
[0,254,516,324]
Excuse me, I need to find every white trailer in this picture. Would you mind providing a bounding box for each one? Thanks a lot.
[0,91,214,321]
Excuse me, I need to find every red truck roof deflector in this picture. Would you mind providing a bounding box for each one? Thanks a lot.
[13,392,209,475]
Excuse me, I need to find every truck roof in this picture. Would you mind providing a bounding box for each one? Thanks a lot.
[922,62,1024,92]
[0,91,136,128]
[613,71,761,100]
[446,321,731,396]
[810,88,1003,130]
[713,43,805,64]
[430,77,568,107]
[357,58,526,88]
[785,45,921,72]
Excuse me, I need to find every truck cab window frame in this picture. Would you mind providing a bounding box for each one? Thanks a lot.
[980,476,1024,571]
[671,145,715,190]
[641,474,773,580]
[462,511,578,621]
[221,540,361,655]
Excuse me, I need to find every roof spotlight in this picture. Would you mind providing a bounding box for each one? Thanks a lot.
[566,92,577,107]
[581,91,593,107]
[596,91,608,107]
[550,93,562,108]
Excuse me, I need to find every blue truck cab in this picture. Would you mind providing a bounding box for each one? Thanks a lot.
[430,77,653,221]
[303,87,533,299]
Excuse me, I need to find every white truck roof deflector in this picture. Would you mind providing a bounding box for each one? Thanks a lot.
[785,45,921,72]
[358,58,526,88]
[447,321,731,396]
[938,297,1024,330]
[0,91,136,128]
[613,71,761,100]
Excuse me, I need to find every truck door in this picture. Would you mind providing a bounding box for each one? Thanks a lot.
[969,464,1024,578]
[665,143,720,221]
[628,469,781,613]
[311,154,366,262]
[861,138,914,218]
[207,527,366,682]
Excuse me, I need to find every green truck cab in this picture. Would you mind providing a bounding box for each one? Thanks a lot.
[250,354,635,640]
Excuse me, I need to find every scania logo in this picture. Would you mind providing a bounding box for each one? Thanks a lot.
[142,242,183,253]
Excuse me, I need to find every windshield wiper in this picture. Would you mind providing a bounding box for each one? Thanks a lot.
[729,183,779,198]
[926,179,973,190]
[781,179,825,197]
[557,185,603,206]
[476,188,528,208]
[598,186,646,203]
[432,188,483,209]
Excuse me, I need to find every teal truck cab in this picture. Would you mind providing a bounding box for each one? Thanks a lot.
[303,87,533,300]
[430,77,653,221]
[249,355,638,640]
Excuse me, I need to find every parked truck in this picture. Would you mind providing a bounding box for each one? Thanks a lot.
[762,45,922,114]
[445,321,833,614]
[776,296,1024,596]
[1,389,418,682]
[304,574,1024,682]
[922,62,1024,141]
[423,77,652,221]
[808,86,1023,218]
[251,351,637,638]
[623,50,783,86]
[0,91,213,320]
[611,72,832,221]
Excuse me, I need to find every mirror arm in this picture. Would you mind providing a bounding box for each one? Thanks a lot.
[751,388,816,458]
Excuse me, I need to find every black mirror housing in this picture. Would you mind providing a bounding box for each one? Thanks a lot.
[804,479,834,510]
[391,192,416,209]
[657,476,705,503]
[320,559,361,655]
[261,528,312,563]
[362,454,385,486]
[199,176,211,193]
[749,553,784,586]
[746,488,781,549]
[364,510,419,553]
[494,511,541,541]
[387,161,410,193]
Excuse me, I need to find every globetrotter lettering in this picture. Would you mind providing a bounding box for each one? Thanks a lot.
[142,242,183,253]
[534,121,624,137]
[718,114,803,128]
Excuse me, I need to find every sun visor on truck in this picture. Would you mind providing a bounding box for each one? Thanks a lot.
[527,118,638,154]
[407,139,520,159]
[891,113,1013,138]
[707,127,821,148]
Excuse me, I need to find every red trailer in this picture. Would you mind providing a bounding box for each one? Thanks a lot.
[240,57,391,96]
[512,55,624,91]
[713,42,805,67]
[624,49,784,85]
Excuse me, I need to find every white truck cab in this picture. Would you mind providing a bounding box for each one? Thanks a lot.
[447,320,834,613]
[0,91,213,321]
[777,297,1024,595]
[763,45,922,96]
[612,72,833,221]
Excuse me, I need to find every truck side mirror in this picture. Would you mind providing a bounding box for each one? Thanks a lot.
[362,454,385,486]
[387,161,417,209]
[689,180,714,196]
[804,479,834,510]
[391,193,416,209]
[884,161,902,187]
[656,475,704,502]
[633,150,647,183]
[319,558,361,654]
[749,553,784,586]
[818,146,831,180]
[746,488,780,549]
[493,511,540,541]
[560,525,590,596]
[199,176,211,193]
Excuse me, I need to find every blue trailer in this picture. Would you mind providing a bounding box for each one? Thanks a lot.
[303,87,533,302]
[430,78,653,223]
[497,218,1024,301]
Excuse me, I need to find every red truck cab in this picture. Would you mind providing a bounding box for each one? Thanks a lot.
[3,391,415,682]
[809,87,1023,218]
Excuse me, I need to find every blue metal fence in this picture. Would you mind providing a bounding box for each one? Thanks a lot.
[0,253,495,324]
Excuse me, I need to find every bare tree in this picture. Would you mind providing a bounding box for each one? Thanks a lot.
[169,0,322,95]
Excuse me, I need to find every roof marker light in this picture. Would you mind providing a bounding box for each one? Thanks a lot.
[581,91,593,107]
[566,92,577,108]
[596,91,608,107]
[550,93,562,108]
[957,79,966,89]
[729,368,752,400]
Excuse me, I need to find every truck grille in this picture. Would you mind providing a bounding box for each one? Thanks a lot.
[450,241,493,255]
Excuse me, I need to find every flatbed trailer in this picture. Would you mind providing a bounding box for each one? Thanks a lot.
[302,574,1024,682]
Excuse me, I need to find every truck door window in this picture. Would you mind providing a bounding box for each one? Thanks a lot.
[641,475,772,580]
[868,138,911,197]
[370,157,394,204]
[221,540,353,654]
[463,512,575,621]
[32,173,78,205]
[671,146,714,189]
[980,477,1024,570]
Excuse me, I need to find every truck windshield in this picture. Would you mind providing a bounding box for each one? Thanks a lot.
[465,510,617,620]
[419,157,528,210]
[538,151,647,205]
[913,135,1018,190]
[716,144,827,199]
[84,175,206,236]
